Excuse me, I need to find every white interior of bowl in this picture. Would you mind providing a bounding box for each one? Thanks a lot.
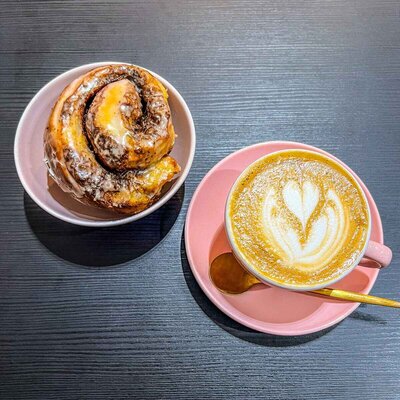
[14,62,195,226]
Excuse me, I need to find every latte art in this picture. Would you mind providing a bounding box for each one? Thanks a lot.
[263,182,348,271]
[227,150,369,288]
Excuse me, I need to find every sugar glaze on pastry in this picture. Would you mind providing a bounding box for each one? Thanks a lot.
[44,64,180,214]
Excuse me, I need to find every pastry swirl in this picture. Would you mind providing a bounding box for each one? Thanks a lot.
[44,64,180,214]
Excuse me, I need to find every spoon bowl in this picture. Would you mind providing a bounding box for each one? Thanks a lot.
[210,253,260,294]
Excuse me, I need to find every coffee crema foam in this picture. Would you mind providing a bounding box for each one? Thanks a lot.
[227,150,369,288]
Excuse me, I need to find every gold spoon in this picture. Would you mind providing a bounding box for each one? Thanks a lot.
[210,253,400,308]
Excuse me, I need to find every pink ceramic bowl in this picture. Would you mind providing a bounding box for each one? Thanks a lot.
[14,62,195,227]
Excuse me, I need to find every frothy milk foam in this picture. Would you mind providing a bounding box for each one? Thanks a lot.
[227,150,369,288]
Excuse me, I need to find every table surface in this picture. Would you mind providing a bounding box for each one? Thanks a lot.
[1,1,399,399]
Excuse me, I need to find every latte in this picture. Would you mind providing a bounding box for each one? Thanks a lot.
[226,150,370,289]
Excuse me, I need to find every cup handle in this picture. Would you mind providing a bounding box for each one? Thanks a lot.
[363,240,392,268]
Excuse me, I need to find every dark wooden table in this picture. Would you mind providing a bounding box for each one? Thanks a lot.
[1,1,399,399]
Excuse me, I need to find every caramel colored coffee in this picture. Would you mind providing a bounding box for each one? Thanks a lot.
[226,150,370,288]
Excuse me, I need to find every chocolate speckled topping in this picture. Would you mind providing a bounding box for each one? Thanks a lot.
[44,64,180,214]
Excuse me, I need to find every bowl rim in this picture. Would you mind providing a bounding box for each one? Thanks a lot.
[14,61,196,227]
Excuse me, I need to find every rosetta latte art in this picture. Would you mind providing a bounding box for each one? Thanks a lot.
[228,150,369,288]
[263,181,348,272]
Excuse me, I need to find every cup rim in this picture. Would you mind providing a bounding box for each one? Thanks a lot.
[14,61,196,227]
[225,147,372,291]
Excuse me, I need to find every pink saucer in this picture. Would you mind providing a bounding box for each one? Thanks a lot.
[185,141,383,336]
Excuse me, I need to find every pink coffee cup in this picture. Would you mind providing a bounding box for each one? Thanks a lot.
[225,149,392,291]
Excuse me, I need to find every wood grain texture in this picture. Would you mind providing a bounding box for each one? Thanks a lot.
[0,0,399,399]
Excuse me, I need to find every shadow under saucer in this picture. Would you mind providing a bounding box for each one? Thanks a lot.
[180,228,340,347]
[24,185,184,267]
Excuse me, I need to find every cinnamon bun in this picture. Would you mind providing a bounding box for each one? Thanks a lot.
[44,64,181,214]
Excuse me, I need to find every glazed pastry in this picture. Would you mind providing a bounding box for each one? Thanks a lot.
[44,64,180,214]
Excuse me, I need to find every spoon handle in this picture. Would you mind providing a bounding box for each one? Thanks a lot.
[312,288,400,308]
